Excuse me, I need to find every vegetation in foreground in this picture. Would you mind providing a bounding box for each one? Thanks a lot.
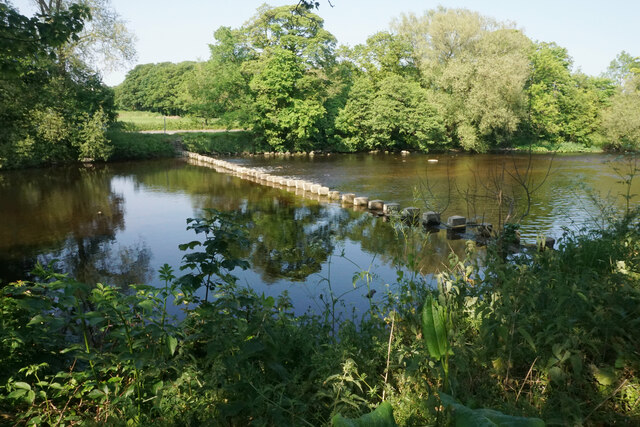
[1,202,639,425]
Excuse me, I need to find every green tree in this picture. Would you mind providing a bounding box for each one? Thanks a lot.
[527,43,613,145]
[33,0,136,71]
[0,2,116,168]
[249,47,326,151]
[606,51,640,89]
[183,26,254,124]
[335,73,445,151]
[394,8,532,151]
[600,91,640,149]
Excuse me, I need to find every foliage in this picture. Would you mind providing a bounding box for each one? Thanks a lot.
[335,73,446,151]
[2,205,640,424]
[75,108,113,160]
[107,130,176,160]
[179,131,256,154]
[332,401,398,426]
[33,0,136,72]
[0,2,89,75]
[110,4,639,155]
[601,89,640,150]
[439,393,544,426]
[175,209,250,302]
[0,2,117,169]
[115,62,195,116]
[526,43,614,147]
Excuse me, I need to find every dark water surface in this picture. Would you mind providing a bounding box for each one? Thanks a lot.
[1,153,636,313]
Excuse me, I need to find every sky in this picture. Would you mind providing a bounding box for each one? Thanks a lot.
[13,0,640,87]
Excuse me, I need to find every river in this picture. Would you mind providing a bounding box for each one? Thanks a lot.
[0,153,636,314]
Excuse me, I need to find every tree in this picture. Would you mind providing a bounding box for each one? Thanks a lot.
[606,51,640,90]
[183,26,254,124]
[0,2,116,168]
[33,0,136,72]
[394,8,531,151]
[249,47,326,151]
[242,3,336,68]
[115,61,195,115]
[527,43,613,145]
[600,91,640,149]
[335,73,445,151]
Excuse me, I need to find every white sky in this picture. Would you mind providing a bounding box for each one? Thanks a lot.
[12,0,640,86]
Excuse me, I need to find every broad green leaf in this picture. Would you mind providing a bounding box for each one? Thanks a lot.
[421,295,449,360]
[166,335,178,356]
[27,314,46,326]
[14,382,31,390]
[138,299,156,312]
[440,393,545,426]
[8,389,27,400]
[331,401,397,427]
[592,365,617,386]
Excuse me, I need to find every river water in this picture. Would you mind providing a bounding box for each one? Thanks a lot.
[0,153,636,314]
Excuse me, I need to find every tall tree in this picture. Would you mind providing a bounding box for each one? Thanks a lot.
[606,51,640,90]
[33,0,136,72]
[394,8,531,151]
[1,2,116,168]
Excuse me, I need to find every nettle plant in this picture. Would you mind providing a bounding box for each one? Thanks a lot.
[176,209,250,302]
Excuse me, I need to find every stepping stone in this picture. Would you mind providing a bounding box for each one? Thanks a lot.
[422,211,441,225]
[342,193,356,203]
[368,200,384,210]
[353,196,369,206]
[383,203,399,214]
[447,215,466,230]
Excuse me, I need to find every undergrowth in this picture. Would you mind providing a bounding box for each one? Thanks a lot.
[1,205,639,425]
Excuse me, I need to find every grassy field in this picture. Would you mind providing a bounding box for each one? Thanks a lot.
[116,110,227,132]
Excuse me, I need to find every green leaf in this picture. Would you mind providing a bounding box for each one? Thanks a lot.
[331,401,397,427]
[517,327,536,352]
[421,295,449,360]
[166,335,178,356]
[8,389,27,400]
[86,388,106,401]
[14,382,31,390]
[27,314,46,326]
[440,393,545,426]
[138,299,156,312]
[592,366,617,386]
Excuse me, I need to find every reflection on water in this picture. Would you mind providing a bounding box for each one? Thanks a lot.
[235,152,638,241]
[0,153,637,313]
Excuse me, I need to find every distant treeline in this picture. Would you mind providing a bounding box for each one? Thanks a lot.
[115,5,640,153]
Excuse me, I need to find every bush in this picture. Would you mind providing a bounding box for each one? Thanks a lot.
[180,131,257,154]
[107,130,177,160]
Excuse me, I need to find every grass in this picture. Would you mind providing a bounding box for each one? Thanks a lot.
[116,110,226,132]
